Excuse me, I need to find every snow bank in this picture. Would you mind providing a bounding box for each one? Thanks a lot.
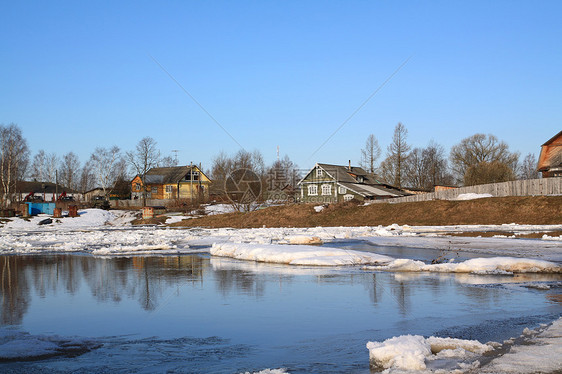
[455,193,493,200]
[1,209,136,230]
[376,257,561,274]
[210,242,393,266]
[480,318,562,373]
[287,235,323,245]
[0,329,100,361]
[240,369,290,374]
[366,334,493,371]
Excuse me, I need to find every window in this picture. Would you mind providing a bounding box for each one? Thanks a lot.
[344,194,354,201]
[316,168,323,177]
[165,185,173,193]
[135,183,141,191]
[186,171,200,181]
[338,186,346,194]
[151,187,158,194]
[308,185,318,196]
[321,184,332,196]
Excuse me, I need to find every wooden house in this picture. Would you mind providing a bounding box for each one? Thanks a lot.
[538,130,562,178]
[15,181,81,202]
[131,165,211,202]
[297,163,408,203]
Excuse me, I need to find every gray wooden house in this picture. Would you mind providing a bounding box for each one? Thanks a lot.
[297,163,408,203]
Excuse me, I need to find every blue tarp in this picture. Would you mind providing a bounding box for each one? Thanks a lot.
[26,202,56,216]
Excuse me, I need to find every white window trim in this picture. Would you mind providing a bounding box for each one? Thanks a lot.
[321,184,332,196]
[344,194,354,201]
[308,185,318,196]
[316,168,323,177]
[338,186,347,194]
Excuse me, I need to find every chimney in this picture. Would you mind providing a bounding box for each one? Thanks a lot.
[348,160,351,171]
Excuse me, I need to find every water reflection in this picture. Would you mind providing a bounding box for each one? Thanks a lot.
[1,254,560,329]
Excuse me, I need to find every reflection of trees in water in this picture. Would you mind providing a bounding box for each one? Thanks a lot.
[214,269,266,298]
[1,256,30,325]
[0,255,207,323]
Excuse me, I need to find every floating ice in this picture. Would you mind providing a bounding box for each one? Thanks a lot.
[366,334,493,371]
[210,242,393,266]
[376,257,561,274]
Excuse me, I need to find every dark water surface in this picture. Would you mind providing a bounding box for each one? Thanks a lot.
[0,249,560,373]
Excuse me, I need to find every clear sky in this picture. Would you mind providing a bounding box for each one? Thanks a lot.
[2,1,561,173]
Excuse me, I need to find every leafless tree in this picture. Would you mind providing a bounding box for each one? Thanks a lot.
[0,124,29,207]
[126,137,161,203]
[159,155,178,168]
[450,133,519,185]
[265,155,300,202]
[210,149,265,211]
[404,142,452,190]
[464,161,516,186]
[89,146,125,198]
[519,153,539,180]
[359,134,381,174]
[380,123,411,188]
[59,152,81,190]
[78,161,96,194]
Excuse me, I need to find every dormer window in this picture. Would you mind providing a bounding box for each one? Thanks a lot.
[356,176,364,183]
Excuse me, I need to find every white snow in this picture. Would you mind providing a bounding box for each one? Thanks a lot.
[210,242,393,266]
[455,193,493,200]
[366,334,493,371]
[367,317,562,373]
[314,205,325,212]
[373,257,561,274]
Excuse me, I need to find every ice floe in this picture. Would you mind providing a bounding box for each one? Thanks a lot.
[210,242,393,266]
[366,334,493,372]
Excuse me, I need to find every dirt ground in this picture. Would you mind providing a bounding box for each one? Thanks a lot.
[171,195,562,229]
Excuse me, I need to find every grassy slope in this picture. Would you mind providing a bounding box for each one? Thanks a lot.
[171,196,562,228]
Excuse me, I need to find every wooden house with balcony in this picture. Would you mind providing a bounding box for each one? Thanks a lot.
[297,162,408,203]
[131,165,211,202]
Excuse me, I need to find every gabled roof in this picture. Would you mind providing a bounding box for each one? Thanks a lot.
[140,165,210,184]
[299,163,387,185]
[538,131,562,172]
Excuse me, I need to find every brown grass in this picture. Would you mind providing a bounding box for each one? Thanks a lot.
[170,196,562,229]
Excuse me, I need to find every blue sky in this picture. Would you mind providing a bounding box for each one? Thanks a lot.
[1,1,560,173]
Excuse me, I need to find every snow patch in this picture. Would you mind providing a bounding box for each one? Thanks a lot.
[455,193,493,200]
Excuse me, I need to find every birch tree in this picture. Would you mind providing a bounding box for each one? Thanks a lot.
[519,153,539,180]
[0,124,29,207]
[88,146,124,198]
[126,137,161,202]
[59,152,81,190]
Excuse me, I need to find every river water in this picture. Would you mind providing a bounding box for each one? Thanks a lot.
[1,244,560,373]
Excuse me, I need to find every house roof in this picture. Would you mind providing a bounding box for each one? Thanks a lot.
[538,131,562,172]
[16,181,78,194]
[338,182,404,197]
[315,163,387,185]
[141,165,210,184]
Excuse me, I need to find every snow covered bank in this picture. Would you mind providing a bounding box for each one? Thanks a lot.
[372,257,561,274]
[455,193,493,200]
[0,329,100,361]
[367,318,562,373]
[0,209,137,230]
[367,334,494,372]
[210,243,393,266]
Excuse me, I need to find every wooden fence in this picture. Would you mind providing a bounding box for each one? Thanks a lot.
[378,178,562,204]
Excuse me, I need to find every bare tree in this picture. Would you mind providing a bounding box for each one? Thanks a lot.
[30,150,58,183]
[381,123,411,188]
[464,161,516,186]
[0,124,29,207]
[359,134,381,174]
[78,161,96,194]
[404,148,427,189]
[126,137,161,203]
[450,133,519,185]
[519,153,539,180]
[159,155,178,168]
[89,146,124,198]
[404,142,452,190]
[266,155,300,202]
[59,152,81,190]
